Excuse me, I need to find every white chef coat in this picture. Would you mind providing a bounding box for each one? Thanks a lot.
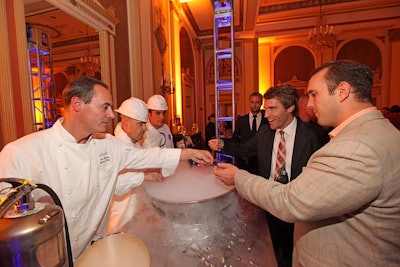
[108,123,145,234]
[0,118,180,261]
[144,123,174,148]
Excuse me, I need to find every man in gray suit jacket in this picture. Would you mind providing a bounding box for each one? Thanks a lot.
[209,85,329,267]
[214,60,400,266]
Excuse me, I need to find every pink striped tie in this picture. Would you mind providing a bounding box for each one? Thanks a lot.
[274,130,286,181]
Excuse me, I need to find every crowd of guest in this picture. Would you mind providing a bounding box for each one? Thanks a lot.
[0,61,398,266]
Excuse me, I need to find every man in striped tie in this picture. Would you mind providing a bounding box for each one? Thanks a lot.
[209,84,329,266]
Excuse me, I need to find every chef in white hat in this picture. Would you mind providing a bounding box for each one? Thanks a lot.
[144,95,174,148]
[109,97,163,234]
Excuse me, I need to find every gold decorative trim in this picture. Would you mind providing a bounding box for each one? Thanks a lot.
[259,0,354,14]
[80,0,119,24]
[67,0,119,34]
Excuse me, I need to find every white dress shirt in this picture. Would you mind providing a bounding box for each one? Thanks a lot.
[248,111,263,131]
[270,117,297,181]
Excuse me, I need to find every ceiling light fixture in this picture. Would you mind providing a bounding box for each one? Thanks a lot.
[308,0,336,51]
[79,26,100,77]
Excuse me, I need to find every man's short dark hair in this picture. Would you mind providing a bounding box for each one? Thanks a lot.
[62,76,108,105]
[249,92,262,100]
[264,84,299,115]
[310,60,373,103]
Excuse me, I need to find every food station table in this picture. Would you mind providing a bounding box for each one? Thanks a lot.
[121,161,277,267]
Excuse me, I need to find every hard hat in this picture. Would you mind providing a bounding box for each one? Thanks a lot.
[147,95,168,111]
[115,97,148,122]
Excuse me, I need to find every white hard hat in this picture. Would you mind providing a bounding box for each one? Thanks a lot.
[147,95,168,111]
[115,97,148,122]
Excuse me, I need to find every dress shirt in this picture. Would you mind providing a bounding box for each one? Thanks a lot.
[270,117,297,181]
[248,112,263,132]
[329,107,377,138]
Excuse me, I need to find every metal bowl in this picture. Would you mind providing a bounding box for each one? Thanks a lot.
[145,161,235,224]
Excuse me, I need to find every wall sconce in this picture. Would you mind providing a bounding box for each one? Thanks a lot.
[160,61,175,95]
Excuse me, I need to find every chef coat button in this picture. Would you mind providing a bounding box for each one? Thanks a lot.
[74,237,78,242]
[67,191,72,195]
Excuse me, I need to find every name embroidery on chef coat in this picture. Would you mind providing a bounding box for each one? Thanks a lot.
[99,152,110,164]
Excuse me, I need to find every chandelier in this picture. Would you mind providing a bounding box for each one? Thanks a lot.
[80,26,100,77]
[308,0,336,51]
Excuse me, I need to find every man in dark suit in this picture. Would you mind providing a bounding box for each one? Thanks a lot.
[229,92,268,174]
[204,113,216,151]
[209,84,329,267]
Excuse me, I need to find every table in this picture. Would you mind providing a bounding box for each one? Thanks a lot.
[121,162,277,267]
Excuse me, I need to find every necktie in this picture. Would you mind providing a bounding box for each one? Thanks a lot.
[251,115,257,134]
[274,130,286,181]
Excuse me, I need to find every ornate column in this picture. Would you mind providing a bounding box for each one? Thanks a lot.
[0,0,17,147]
[0,0,35,147]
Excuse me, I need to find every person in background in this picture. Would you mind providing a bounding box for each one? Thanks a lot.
[297,94,316,123]
[205,113,216,151]
[298,94,332,134]
[0,76,213,261]
[209,84,329,267]
[223,121,233,137]
[108,97,163,234]
[144,95,174,148]
[381,106,390,117]
[229,92,268,174]
[386,104,400,130]
[214,60,400,266]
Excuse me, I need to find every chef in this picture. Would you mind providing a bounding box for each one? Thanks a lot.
[0,76,213,261]
[108,96,163,234]
[143,94,174,148]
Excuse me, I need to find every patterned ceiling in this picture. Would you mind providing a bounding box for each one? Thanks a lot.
[24,0,400,45]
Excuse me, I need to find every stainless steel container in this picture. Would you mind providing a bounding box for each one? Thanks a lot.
[147,162,235,224]
[0,204,68,267]
[0,178,68,267]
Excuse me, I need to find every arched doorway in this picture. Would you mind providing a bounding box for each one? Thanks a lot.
[274,46,314,96]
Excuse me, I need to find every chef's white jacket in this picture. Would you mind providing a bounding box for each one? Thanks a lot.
[108,122,145,234]
[144,123,174,148]
[0,119,180,261]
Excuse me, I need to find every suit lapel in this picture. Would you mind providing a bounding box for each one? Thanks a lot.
[244,114,251,131]
[264,128,274,176]
[291,120,307,174]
